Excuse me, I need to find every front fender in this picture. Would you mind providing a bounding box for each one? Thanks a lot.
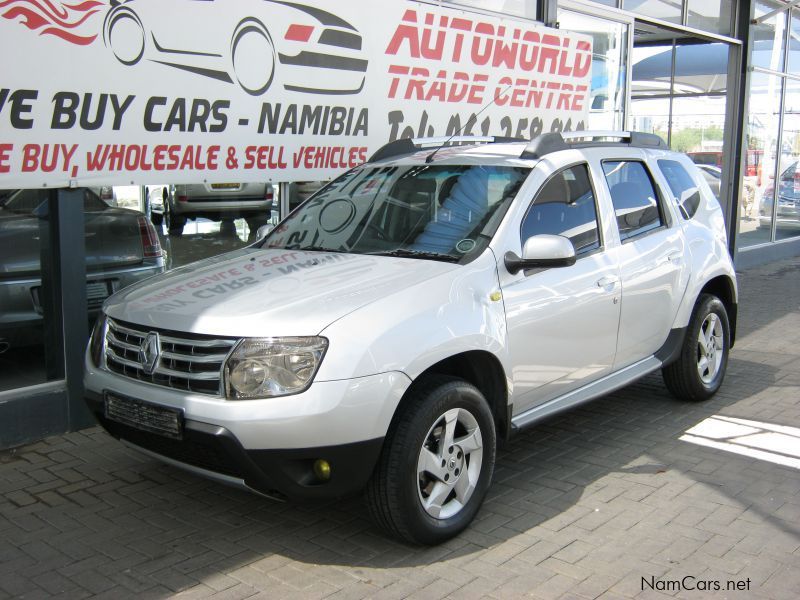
[315,250,508,383]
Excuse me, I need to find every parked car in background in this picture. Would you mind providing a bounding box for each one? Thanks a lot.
[687,149,762,182]
[689,159,756,216]
[85,132,737,545]
[0,188,164,348]
[760,161,800,229]
[273,180,326,217]
[695,164,721,198]
[164,183,273,235]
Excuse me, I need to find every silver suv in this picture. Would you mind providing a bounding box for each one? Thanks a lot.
[164,182,274,235]
[85,132,737,544]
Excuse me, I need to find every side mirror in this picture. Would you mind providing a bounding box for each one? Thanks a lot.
[504,234,576,274]
[256,223,274,239]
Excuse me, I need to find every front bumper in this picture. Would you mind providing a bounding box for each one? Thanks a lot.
[83,360,411,500]
[172,200,271,218]
[86,390,382,500]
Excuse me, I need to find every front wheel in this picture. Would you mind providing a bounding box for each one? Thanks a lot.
[366,376,496,545]
[662,294,730,401]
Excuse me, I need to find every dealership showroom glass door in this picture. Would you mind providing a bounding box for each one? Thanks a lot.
[627,21,738,235]
[559,2,633,131]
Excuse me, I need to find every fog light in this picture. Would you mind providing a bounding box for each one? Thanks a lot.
[313,459,331,482]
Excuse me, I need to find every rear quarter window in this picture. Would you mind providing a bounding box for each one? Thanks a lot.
[658,159,701,219]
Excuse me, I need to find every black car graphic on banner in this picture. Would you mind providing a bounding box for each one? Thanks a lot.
[102,0,368,95]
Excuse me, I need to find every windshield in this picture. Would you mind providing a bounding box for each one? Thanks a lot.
[261,163,529,261]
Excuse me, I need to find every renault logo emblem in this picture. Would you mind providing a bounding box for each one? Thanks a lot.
[139,332,161,375]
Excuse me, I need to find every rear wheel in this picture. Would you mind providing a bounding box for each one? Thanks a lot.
[662,294,730,401]
[366,376,496,545]
[164,202,185,236]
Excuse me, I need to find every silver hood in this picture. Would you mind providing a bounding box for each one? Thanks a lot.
[103,247,457,337]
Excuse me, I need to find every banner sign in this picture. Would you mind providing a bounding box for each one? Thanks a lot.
[0,0,592,187]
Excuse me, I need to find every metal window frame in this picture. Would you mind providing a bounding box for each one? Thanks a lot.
[752,0,800,25]
[769,1,794,243]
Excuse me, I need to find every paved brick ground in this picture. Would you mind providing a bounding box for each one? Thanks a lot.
[2,257,800,599]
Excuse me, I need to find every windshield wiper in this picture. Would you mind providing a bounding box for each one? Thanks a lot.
[369,249,459,262]
[298,245,349,253]
[264,244,348,253]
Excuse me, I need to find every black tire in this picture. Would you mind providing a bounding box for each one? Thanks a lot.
[366,375,496,545]
[246,216,269,241]
[164,202,184,236]
[662,294,730,401]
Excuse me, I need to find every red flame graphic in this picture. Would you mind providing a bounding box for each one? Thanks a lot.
[1,0,104,45]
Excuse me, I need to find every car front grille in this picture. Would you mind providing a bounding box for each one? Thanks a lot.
[104,318,238,395]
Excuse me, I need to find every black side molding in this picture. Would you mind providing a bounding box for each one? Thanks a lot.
[655,327,688,366]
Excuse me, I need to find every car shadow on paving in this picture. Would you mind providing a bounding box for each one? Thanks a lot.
[1,259,799,598]
[1,360,794,597]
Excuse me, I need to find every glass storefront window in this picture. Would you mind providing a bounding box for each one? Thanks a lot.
[623,0,682,26]
[776,78,800,241]
[631,35,733,221]
[630,42,673,142]
[751,1,788,72]
[558,9,628,130]
[673,41,728,95]
[741,73,783,247]
[629,97,670,143]
[686,0,733,36]
[787,8,800,76]
[137,182,276,270]
[0,190,63,392]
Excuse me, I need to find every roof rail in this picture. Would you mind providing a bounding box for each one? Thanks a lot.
[520,130,668,160]
[368,135,524,163]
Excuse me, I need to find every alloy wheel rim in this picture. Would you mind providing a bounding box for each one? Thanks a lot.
[697,313,724,384]
[416,406,483,520]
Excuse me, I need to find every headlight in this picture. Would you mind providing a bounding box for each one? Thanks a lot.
[89,313,107,368]
[224,337,328,399]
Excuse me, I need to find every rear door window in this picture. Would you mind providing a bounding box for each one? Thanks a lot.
[601,160,664,241]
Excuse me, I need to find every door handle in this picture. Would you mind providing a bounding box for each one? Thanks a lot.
[667,251,682,264]
[596,276,619,288]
